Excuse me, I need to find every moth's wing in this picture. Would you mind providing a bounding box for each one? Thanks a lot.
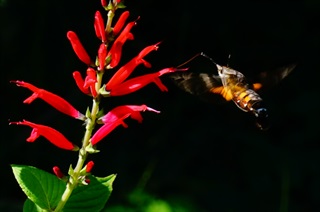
[169,72,230,103]
[250,63,297,91]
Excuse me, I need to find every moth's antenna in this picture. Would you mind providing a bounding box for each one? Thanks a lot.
[176,52,202,68]
[226,54,231,67]
[200,52,218,65]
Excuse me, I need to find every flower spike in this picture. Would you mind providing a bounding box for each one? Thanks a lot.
[10,120,79,151]
[11,80,85,120]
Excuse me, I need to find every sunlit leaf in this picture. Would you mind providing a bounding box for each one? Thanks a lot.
[64,174,116,212]
[11,164,66,210]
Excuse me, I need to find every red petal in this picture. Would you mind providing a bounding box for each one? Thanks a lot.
[137,42,160,59]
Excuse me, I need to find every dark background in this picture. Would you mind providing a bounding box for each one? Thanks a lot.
[1,0,320,211]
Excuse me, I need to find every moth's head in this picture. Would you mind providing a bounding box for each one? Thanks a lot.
[251,103,270,130]
[216,65,236,77]
[255,108,270,130]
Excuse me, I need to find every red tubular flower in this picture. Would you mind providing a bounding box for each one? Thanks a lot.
[94,11,106,42]
[91,105,160,145]
[98,43,107,71]
[137,42,160,58]
[101,105,160,123]
[106,42,160,89]
[84,67,98,97]
[10,120,79,151]
[53,166,65,179]
[108,18,138,68]
[73,69,97,97]
[73,71,91,95]
[11,80,85,120]
[85,161,94,173]
[91,117,128,145]
[67,31,92,66]
[113,11,130,36]
[106,68,188,96]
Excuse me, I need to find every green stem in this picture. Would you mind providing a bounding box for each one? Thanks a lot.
[54,98,100,211]
[54,8,116,212]
[106,9,115,35]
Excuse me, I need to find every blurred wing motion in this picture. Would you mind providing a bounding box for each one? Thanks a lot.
[254,63,297,91]
[170,61,297,130]
[169,72,224,102]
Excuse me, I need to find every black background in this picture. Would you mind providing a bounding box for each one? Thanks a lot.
[1,0,320,211]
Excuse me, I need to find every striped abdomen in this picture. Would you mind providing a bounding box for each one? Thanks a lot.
[233,88,263,113]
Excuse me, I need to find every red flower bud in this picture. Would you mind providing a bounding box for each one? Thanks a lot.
[53,166,65,179]
[101,0,107,7]
[94,11,106,42]
[85,161,94,173]
[67,31,92,65]
[113,11,130,36]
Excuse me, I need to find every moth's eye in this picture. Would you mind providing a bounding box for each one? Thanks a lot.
[256,108,268,118]
[255,108,269,130]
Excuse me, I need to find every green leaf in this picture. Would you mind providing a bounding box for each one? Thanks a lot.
[23,199,47,212]
[11,164,66,210]
[117,2,126,9]
[64,174,116,212]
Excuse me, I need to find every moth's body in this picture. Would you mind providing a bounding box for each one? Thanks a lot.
[214,65,264,117]
[170,57,296,130]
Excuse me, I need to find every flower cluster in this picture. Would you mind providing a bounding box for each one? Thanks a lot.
[10,0,188,210]
[11,0,186,152]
